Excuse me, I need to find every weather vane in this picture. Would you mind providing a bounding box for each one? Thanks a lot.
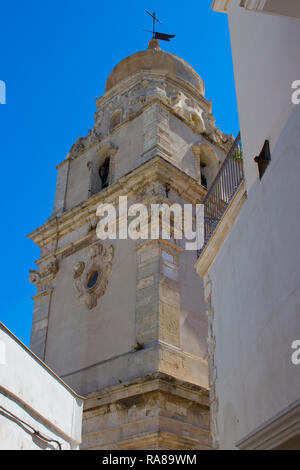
[144,11,175,42]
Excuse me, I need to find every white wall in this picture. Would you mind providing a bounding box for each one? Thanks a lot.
[0,323,83,450]
[209,105,300,448]
[227,0,300,190]
[242,0,300,20]
[206,1,300,449]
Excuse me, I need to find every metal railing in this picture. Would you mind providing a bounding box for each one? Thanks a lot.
[199,133,244,255]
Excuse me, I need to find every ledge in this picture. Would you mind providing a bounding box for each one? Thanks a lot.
[236,399,300,450]
[28,156,207,250]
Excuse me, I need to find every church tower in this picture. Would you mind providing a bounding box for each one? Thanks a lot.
[28,39,232,450]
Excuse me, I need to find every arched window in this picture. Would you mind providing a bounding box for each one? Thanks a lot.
[200,162,208,189]
[88,143,118,197]
[192,143,221,190]
[99,157,110,190]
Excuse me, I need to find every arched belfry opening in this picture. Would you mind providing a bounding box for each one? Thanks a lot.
[88,142,118,196]
[99,157,110,190]
[192,142,221,189]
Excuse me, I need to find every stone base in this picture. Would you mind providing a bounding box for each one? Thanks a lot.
[81,373,211,450]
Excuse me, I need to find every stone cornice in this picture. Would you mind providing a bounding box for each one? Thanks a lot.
[240,0,268,12]
[135,239,183,254]
[211,0,231,13]
[98,69,211,113]
[28,156,207,250]
[84,372,209,412]
[56,97,226,168]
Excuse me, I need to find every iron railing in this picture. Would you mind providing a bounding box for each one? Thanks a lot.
[199,133,244,255]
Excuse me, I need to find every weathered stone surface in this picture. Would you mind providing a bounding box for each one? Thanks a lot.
[81,373,210,450]
[28,41,229,449]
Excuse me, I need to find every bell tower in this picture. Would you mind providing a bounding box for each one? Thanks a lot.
[28,39,232,450]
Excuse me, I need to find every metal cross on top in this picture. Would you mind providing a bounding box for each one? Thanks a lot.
[146,11,162,37]
[145,10,175,42]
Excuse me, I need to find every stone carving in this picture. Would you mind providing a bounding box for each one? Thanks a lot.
[66,75,233,161]
[167,89,204,128]
[201,113,234,151]
[29,260,59,294]
[72,243,114,310]
[67,127,104,159]
[68,137,85,157]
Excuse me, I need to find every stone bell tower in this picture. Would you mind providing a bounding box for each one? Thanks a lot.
[28,39,232,450]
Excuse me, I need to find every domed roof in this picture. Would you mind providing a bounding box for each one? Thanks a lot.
[105,39,205,95]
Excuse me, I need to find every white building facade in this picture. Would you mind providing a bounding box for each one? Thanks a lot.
[195,0,300,450]
[0,323,83,450]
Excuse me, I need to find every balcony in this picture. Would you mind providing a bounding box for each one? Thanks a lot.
[199,133,244,257]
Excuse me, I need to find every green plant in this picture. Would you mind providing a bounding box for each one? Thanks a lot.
[231,149,243,161]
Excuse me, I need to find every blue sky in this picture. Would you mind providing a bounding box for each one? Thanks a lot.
[0,0,239,345]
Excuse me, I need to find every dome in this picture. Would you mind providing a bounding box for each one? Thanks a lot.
[105,39,205,95]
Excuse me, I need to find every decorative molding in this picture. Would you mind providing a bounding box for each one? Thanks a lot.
[236,399,300,450]
[61,70,229,166]
[72,243,114,310]
[28,156,206,251]
[81,372,210,450]
[240,0,267,11]
[29,259,59,295]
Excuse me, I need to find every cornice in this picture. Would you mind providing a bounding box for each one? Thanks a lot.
[236,399,300,450]
[55,96,226,169]
[97,69,211,112]
[84,372,209,412]
[28,156,207,251]
[211,0,231,13]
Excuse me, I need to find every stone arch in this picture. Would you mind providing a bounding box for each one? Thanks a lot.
[192,142,220,189]
[88,142,118,196]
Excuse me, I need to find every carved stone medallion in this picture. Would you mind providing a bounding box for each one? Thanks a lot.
[73,243,114,310]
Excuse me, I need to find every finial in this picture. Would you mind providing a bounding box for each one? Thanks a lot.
[148,38,161,50]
